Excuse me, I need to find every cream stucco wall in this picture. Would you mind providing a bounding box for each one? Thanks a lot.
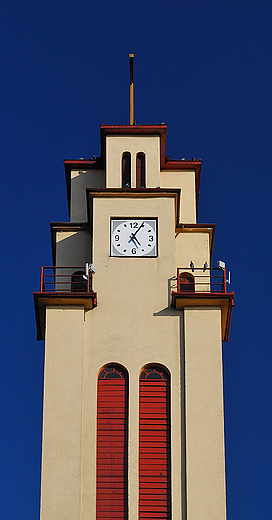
[184,307,226,520]
[160,170,196,223]
[40,306,85,520]
[81,195,183,520]
[175,231,210,268]
[106,135,160,188]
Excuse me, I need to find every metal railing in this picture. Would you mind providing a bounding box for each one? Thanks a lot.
[39,266,227,295]
[40,266,92,293]
[174,267,227,294]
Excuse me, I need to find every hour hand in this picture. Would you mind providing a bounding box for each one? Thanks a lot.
[129,233,141,246]
[128,234,139,248]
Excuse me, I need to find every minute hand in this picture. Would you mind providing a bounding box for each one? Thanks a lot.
[131,222,144,239]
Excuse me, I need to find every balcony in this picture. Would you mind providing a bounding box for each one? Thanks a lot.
[33,266,97,340]
[171,267,234,341]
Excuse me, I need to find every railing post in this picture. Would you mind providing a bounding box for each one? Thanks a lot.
[177,268,179,292]
[40,267,44,293]
[223,268,227,293]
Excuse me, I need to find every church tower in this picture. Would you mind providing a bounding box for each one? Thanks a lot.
[34,122,234,520]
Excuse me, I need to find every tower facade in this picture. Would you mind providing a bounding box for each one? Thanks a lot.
[34,124,234,520]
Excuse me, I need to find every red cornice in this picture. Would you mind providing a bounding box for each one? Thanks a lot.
[161,159,201,170]
[64,160,97,166]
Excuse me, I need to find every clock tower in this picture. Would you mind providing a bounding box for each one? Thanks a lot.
[34,123,234,520]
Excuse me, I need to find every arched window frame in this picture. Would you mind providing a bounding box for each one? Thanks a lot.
[136,152,146,188]
[122,152,131,188]
[140,365,168,380]
[139,364,171,520]
[96,363,128,520]
[98,364,127,379]
[179,272,195,292]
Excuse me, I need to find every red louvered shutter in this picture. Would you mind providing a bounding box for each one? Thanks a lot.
[139,368,171,520]
[97,366,128,520]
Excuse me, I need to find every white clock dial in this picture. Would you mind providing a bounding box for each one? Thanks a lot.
[111,219,157,257]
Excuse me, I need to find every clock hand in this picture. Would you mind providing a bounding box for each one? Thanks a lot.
[132,222,144,238]
[129,222,144,246]
[129,221,144,245]
[128,235,139,248]
[129,234,141,246]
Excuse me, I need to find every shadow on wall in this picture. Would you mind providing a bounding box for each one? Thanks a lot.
[70,169,106,221]
[56,230,92,267]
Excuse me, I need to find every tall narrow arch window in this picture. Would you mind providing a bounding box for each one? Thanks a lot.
[179,272,195,292]
[122,152,131,188]
[136,153,146,188]
[96,365,128,520]
[139,366,171,520]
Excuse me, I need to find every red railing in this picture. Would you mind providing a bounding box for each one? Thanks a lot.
[39,266,228,295]
[40,266,92,293]
[175,267,227,294]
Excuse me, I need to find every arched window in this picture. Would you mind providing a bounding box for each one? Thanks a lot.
[139,365,171,520]
[136,153,146,188]
[71,271,87,292]
[179,272,195,292]
[96,364,128,520]
[122,152,131,188]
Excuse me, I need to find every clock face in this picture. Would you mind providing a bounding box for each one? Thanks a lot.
[111,219,157,257]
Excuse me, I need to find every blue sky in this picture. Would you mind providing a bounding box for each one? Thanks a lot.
[1,0,272,518]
